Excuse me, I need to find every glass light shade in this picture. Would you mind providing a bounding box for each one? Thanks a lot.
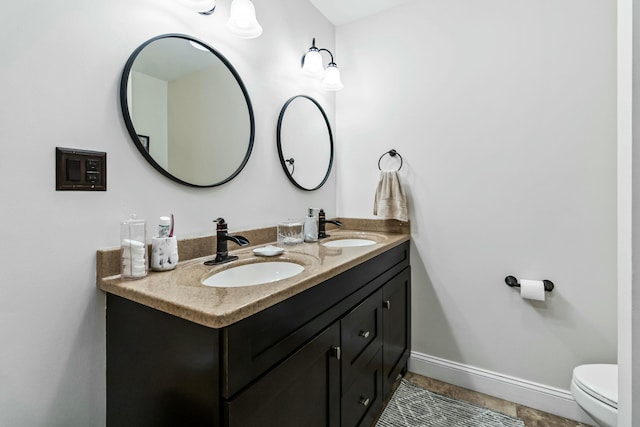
[227,0,263,39]
[302,50,324,77]
[181,0,216,14]
[321,64,344,91]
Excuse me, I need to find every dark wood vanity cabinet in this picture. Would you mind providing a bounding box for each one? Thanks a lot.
[106,241,410,427]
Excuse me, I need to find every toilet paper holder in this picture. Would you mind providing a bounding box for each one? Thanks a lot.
[505,276,554,292]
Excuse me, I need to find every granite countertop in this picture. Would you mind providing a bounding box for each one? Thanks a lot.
[96,219,410,329]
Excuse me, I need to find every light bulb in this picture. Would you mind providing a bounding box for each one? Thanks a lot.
[321,63,344,91]
[227,0,263,39]
[302,49,324,77]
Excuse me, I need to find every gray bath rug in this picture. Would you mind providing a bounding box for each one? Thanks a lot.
[375,380,525,427]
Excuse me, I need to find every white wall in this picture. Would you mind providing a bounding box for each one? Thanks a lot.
[621,0,640,423]
[168,65,249,184]
[632,0,640,415]
[336,0,617,410]
[0,0,336,425]
[132,71,169,168]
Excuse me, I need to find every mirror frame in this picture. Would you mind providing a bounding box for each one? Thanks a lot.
[120,33,255,188]
[276,95,334,191]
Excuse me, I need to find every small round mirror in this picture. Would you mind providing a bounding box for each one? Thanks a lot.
[120,34,255,187]
[276,95,334,191]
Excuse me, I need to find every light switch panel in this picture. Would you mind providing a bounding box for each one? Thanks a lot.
[56,147,106,191]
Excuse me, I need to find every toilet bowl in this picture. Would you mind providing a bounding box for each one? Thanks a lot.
[570,364,617,427]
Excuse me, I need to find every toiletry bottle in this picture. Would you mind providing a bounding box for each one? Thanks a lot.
[304,208,318,242]
[158,216,171,238]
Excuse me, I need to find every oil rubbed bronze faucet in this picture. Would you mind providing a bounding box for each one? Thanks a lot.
[318,209,343,239]
[204,218,249,265]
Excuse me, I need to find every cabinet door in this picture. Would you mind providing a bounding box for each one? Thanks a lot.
[225,322,340,427]
[382,267,411,397]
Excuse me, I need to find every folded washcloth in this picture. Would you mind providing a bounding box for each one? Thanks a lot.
[373,170,408,222]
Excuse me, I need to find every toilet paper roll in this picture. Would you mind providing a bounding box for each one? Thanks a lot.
[520,279,545,301]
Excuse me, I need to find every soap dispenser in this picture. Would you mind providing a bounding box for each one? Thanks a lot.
[304,208,318,242]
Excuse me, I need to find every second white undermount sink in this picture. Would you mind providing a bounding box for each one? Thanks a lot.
[202,261,304,288]
[322,238,376,248]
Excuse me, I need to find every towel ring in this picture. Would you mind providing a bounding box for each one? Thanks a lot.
[285,158,295,175]
[378,149,403,171]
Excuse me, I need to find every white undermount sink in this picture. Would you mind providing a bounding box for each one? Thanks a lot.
[202,262,304,288]
[322,238,376,248]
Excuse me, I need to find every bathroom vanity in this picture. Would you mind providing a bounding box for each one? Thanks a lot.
[98,224,410,427]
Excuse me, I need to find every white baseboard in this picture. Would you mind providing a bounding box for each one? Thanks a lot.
[408,351,595,425]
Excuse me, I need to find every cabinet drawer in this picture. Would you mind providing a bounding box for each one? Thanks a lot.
[341,348,383,427]
[341,288,382,392]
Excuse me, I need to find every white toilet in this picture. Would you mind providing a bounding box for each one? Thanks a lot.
[570,364,617,427]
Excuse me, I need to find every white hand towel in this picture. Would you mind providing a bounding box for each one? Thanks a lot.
[373,170,408,222]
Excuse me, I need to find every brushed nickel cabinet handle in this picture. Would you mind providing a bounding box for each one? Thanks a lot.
[359,330,370,339]
[383,300,391,310]
[331,346,341,360]
[359,397,370,407]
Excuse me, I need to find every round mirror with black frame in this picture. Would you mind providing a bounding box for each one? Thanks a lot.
[120,33,255,187]
[276,95,334,191]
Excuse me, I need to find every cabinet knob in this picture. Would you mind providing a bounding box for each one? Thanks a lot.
[358,330,370,339]
[383,300,391,310]
[359,397,370,407]
[331,346,341,360]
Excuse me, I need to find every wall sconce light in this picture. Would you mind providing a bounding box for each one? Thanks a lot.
[227,0,263,39]
[301,38,344,91]
[180,0,262,39]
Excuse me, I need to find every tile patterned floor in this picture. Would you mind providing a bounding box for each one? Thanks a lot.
[402,372,593,427]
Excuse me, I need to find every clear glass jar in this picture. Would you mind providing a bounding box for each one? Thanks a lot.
[277,219,304,245]
[120,215,147,279]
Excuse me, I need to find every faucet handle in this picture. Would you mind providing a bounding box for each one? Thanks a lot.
[214,218,227,231]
